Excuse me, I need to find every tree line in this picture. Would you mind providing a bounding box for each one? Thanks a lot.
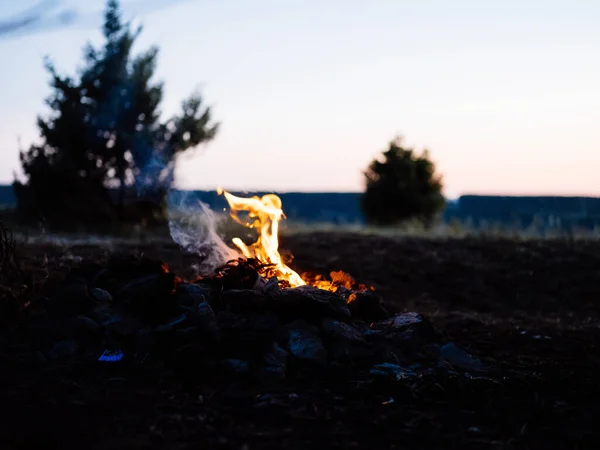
[13,0,445,230]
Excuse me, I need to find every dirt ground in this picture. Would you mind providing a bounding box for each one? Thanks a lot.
[1,233,599,449]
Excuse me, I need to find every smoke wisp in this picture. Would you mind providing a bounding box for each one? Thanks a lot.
[167,191,240,276]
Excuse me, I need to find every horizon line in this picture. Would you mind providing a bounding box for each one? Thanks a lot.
[1,183,600,199]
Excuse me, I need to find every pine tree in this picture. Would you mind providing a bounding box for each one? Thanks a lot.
[362,137,445,226]
[14,0,218,227]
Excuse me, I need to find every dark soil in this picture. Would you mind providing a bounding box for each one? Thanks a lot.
[1,233,599,449]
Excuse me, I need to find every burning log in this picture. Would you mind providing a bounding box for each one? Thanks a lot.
[220,284,350,321]
[271,285,351,320]
[212,258,274,290]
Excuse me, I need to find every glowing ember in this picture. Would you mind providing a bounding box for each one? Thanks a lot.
[302,270,372,292]
[161,262,183,287]
[218,188,306,287]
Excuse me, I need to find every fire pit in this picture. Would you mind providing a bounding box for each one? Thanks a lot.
[6,191,485,384]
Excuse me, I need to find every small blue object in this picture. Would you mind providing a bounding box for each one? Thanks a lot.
[98,349,124,362]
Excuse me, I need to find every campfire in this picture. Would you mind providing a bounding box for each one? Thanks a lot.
[217,188,306,288]
[7,190,484,383]
[215,188,371,292]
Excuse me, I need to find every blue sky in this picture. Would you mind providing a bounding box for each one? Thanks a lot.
[0,0,599,196]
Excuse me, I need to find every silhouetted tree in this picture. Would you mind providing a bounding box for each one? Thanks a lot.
[362,137,445,226]
[14,0,218,227]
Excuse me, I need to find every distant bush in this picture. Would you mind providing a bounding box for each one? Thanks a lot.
[13,0,218,229]
[362,137,445,226]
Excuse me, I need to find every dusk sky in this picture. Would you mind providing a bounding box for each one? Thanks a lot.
[0,0,598,197]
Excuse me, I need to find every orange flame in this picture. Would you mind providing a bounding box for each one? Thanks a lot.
[218,188,306,287]
[218,188,373,292]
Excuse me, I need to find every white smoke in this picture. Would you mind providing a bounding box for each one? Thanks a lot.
[167,192,240,276]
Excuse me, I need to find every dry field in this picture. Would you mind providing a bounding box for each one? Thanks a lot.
[1,231,599,449]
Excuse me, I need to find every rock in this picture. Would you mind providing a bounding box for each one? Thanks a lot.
[169,284,217,334]
[90,288,112,303]
[371,312,425,331]
[439,343,484,372]
[370,362,417,380]
[219,312,280,335]
[91,268,109,286]
[320,318,371,361]
[221,289,270,313]
[69,315,102,334]
[100,256,167,290]
[173,283,210,309]
[170,341,211,369]
[174,327,200,341]
[53,314,102,342]
[189,301,218,336]
[60,283,95,313]
[253,276,280,295]
[116,273,176,318]
[248,313,281,332]
[423,343,442,359]
[273,286,350,320]
[282,320,327,363]
[106,316,145,339]
[221,359,250,376]
[154,313,188,332]
[365,316,423,363]
[328,340,372,362]
[46,340,78,361]
[370,313,440,361]
[134,328,156,348]
[351,320,371,334]
[88,302,125,327]
[347,291,389,322]
[320,319,366,344]
[217,312,280,359]
[176,283,209,295]
[386,328,429,359]
[532,335,552,341]
[256,343,288,382]
[252,275,269,292]
[371,312,439,345]
[263,277,281,295]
